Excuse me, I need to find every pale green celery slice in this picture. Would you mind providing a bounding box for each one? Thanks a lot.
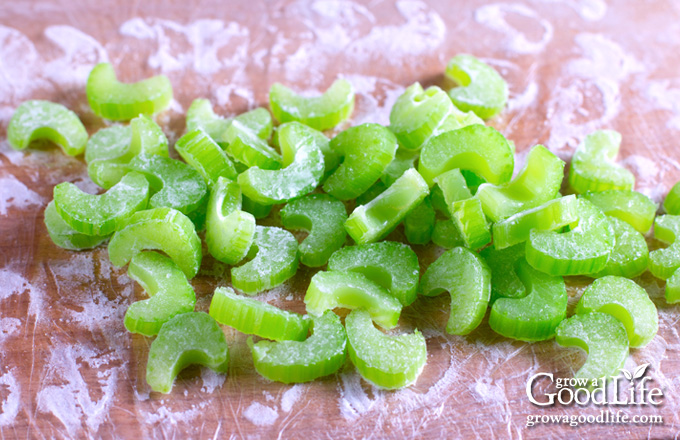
[8,100,88,156]
[568,130,634,194]
[666,268,680,304]
[480,243,526,303]
[381,148,420,187]
[87,62,172,121]
[269,79,354,131]
[125,251,196,336]
[53,172,150,236]
[451,197,491,250]
[209,287,309,341]
[249,310,346,383]
[280,194,347,267]
[186,99,232,146]
[434,169,471,213]
[304,270,402,330]
[664,181,680,215]
[345,168,429,244]
[576,276,657,348]
[44,201,109,250]
[430,186,451,218]
[355,181,387,206]
[419,247,491,335]
[345,309,426,390]
[146,312,228,394]
[224,120,282,170]
[231,226,299,295]
[446,54,508,119]
[649,215,680,279]
[590,217,648,279]
[432,219,465,249]
[477,145,565,222]
[242,195,272,219]
[108,207,202,278]
[581,189,657,234]
[232,108,274,141]
[437,103,484,131]
[175,128,238,186]
[404,197,435,245]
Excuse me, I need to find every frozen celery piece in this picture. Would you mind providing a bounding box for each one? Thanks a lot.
[242,195,272,219]
[224,120,282,170]
[238,122,325,204]
[280,194,347,267]
[477,145,565,222]
[555,312,629,386]
[232,108,274,141]
[269,79,354,131]
[430,186,451,218]
[175,128,238,186]
[568,130,634,194]
[664,181,680,215]
[418,124,514,186]
[480,243,526,302]
[404,197,435,245]
[419,247,491,335]
[231,226,299,295]
[492,195,579,250]
[381,148,420,187]
[305,271,402,329]
[125,252,196,336]
[87,62,172,121]
[451,198,491,250]
[146,312,228,394]
[576,276,657,348]
[581,189,657,234]
[249,310,346,383]
[591,217,648,279]
[432,219,465,249]
[446,54,508,119]
[648,215,680,279]
[666,268,680,303]
[434,168,471,213]
[186,99,232,146]
[489,260,567,341]
[44,201,109,250]
[323,123,398,200]
[205,177,255,265]
[209,287,309,341]
[355,181,387,206]
[108,207,202,278]
[328,241,419,307]
[526,198,615,276]
[438,102,484,131]
[345,168,429,244]
[53,172,150,236]
[8,100,87,156]
[345,309,426,389]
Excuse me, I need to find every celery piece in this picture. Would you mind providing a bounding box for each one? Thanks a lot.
[305,271,402,329]
[526,198,615,276]
[328,241,419,307]
[125,252,196,336]
[430,186,451,218]
[581,190,657,234]
[381,148,420,187]
[590,217,648,279]
[209,287,309,341]
[186,99,232,146]
[323,123,398,201]
[492,195,579,250]
[438,102,484,131]
[345,309,426,389]
[146,312,228,394]
[418,124,514,186]
[8,100,87,156]
[232,108,274,141]
[555,312,629,386]
[242,195,272,219]
[205,177,255,265]
[280,194,347,267]
[666,268,680,304]
[224,120,282,171]
[108,207,202,278]
[355,181,387,206]
[568,130,634,194]
[664,181,680,215]
[576,276,657,348]
[419,247,491,335]
[269,79,354,131]
[432,219,465,249]
[345,168,429,244]
[175,128,238,186]
[446,54,508,119]
[404,197,435,245]
[53,172,150,236]
[451,197,491,250]
[648,215,680,279]
[489,260,567,341]
[434,168,472,214]
[249,310,346,383]
[87,63,172,121]
[231,226,299,295]
[44,201,109,250]
[480,243,526,303]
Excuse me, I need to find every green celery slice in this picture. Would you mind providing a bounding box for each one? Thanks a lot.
[175,128,238,186]
[269,79,354,131]
[665,268,680,304]
[209,287,309,341]
[568,130,634,194]
[649,215,680,279]
[590,217,648,279]
[430,185,451,218]
[434,168,472,212]
[345,309,426,389]
[231,108,274,141]
[8,100,88,156]
[249,310,346,383]
[432,219,465,249]
[526,198,615,276]
[480,243,526,303]
[438,103,484,131]
[404,197,435,245]
[345,168,429,244]
[305,271,402,329]
[576,276,658,348]
[108,207,202,278]
[53,172,150,236]
[328,241,419,307]
[581,189,657,234]
[87,62,172,121]
[664,181,680,215]
[555,312,629,386]
[44,201,109,250]
[492,195,579,250]
[224,120,282,170]
[355,180,387,206]
[418,124,514,186]
[242,195,272,219]
[280,194,347,267]
[451,197,491,250]
[489,260,567,341]
[146,312,228,394]
[323,123,398,200]
[186,99,232,146]
[446,54,508,119]
[231,226,299,294]
[381,148,419,187]
[125,251,196,336]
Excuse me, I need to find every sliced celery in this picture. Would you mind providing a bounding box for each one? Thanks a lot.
[451,197,491,250]
[568,130,634,194]
[403,197,435,245]
[480,243,526,302]
[582,189,657,234]
[381,148,419,187]
[664,181,680,215]
[432,219,465,249]
[591,217,648,279]
[434,168,471,212]
[666,268,680,304]
[175,128,238,186]
[355,181,387,206]
[224,120,282,170]
[186,99,232,146]
[242,195,272,219]
[44,201,109,250]
[446,54,508,119]
[649,215,680,279]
